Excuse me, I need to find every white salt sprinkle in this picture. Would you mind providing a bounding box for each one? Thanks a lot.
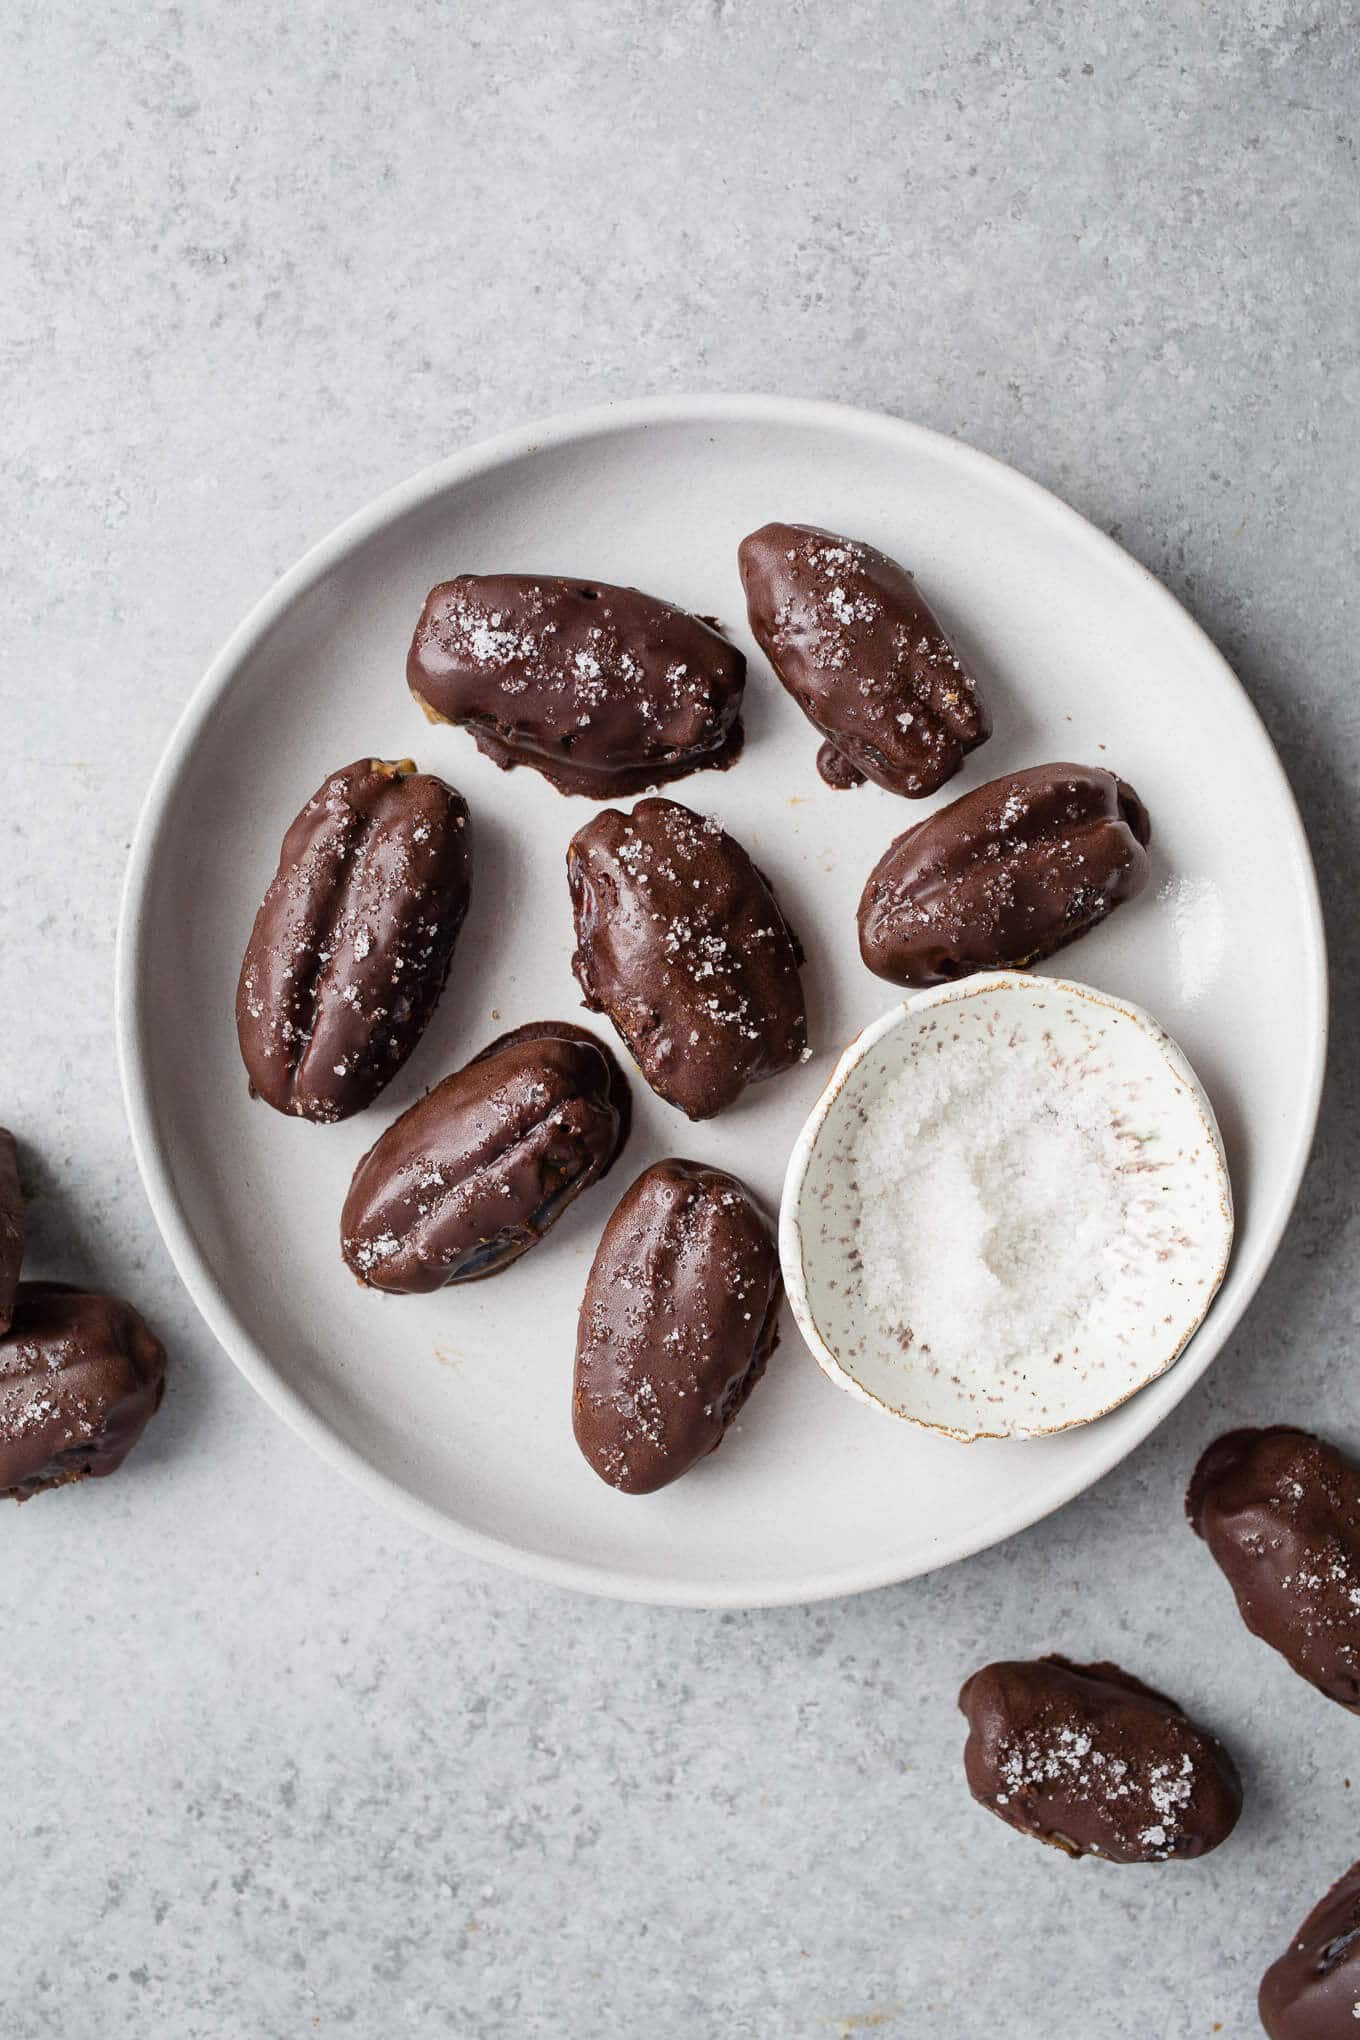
[852,1029,1134,1376]
[1158,875,1226,1007]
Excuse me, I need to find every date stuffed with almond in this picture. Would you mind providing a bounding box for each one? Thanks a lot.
[567,797,807,1120]
[573,1159,782,1493]
[1259,1859,1360,2038]
[858,762,1151,987]
[0,1283,166,1500]
[958,1655,1241,1863]
[408,574,746,797]
[1188,1427,1360,1712]
[342,1021,630,1289]
[236,758,472,1123]
[738,520,989,795]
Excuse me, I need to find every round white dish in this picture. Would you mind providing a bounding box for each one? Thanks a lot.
[781,973,1234,1442]
[115,394,1326,1607]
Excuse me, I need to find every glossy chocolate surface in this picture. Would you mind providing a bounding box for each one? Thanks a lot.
[341,1021,629,1290]
[858,761,1151,987]
[236,758,472,1124]
[1189,1426,1360,1711]
[1260,1860,1360,2039]
[0,1282,166,1499]
[0,1128,21,1334]
[573,1158,782,1494]
[408,574,745,796]
[737,520,989,796]
[958,1655,1241,1863]
[567,796,807,1120]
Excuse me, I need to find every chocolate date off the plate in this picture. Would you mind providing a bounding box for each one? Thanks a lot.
[1259,1859,1360,2039]
[858,761,1151,988]
[737,520,989,796]
[342,1021,630,1291]
[1189,1426,1360,1711]
[567,796,808,1120]
[407,574,746,797]
[574,1159,782,1494]
[958,1655,1241,1863]
[0,1283,166,1500]
[236,758,472,1124]
[0,1128,22,1334]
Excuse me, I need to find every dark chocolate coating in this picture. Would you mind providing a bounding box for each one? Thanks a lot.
[1188,1426,1360,1711]
[573,1158,782,1494]
[0,1283,166,1500]
[815,738,867,789]
[0,1129,22,1334]
[1260,1860,1360,2038]
[407,574,745,797]
[858,761,1152,988]
[567,796,808,1120]
[236,758,472,1124]
[341,1021,630,1290]
[958,1655,1241,1863]
[737,521,990,796]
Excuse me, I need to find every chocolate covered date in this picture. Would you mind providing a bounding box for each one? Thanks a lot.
[407,574,745,797]
[958,1655,1241,1863]
[737,521,989,796]
[858,762,1151,987]
[1260,1859,1360,2038]
[236,758,472,1124]
[0,1129,21,1334]
[0,1283,166,1500]
[1188,1427,1360,1711]
[573,1159,782,1493]
[567,796,808,1120]
[341,1021,630,1290]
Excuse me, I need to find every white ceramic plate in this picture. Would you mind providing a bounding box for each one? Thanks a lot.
[116,396,1326,1607]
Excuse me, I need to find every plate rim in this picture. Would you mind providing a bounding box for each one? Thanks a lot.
[114,392,1329,1608]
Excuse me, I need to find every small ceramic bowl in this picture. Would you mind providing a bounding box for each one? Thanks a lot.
[779,972,1234,1442]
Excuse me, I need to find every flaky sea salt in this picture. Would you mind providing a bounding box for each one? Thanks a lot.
[852,1029,1133,1374]
[1158,875,1226,1007]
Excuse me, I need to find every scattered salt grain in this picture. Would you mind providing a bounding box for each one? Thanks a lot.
[1158,875,1226,1007]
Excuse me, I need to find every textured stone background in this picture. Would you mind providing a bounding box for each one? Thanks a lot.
[3,2,1358,2034]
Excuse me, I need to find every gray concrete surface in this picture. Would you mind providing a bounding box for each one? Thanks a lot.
[3,2,1358,2033]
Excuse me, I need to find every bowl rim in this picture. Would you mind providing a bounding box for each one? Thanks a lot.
[778,970,1237,1443]
[114,391,1328,1606]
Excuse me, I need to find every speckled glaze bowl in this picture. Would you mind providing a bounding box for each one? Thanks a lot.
[780,972,1234,1442]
